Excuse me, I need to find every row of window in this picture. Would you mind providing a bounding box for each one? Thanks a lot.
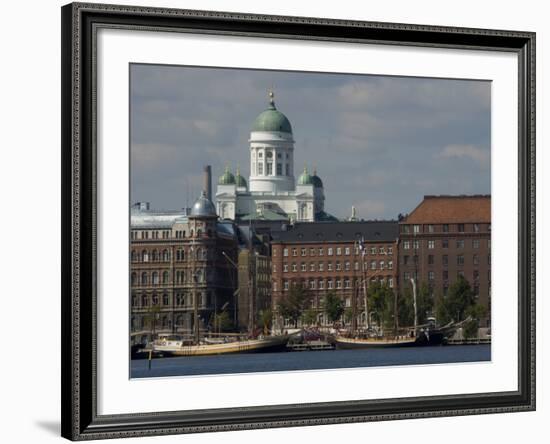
[403,270,490,283]
[130,248,210,263]
[131,269,206,286]
[401,223,490,234]
[402,254,491,266]
[131,292,209,308]
[278,276,394,291]
[130,228,212,240]
[402,238,490,250]
[281,245,393,258]
[277,260,394,273]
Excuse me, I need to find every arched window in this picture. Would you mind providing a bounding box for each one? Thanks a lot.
[141,250,149,262]
[162,293,169,305]
[162,249,169,261]
[202,249,208,260]
[162,271,169,284]
[190,229,194,238]
[176,315,183,326]
[197,229,202,237]
[141,272,148,285]
[131,294,137,307]
[131,272,137,286]
[181,249,185,261]
[152,294,159,305]
[162,316,168,329]
[196,248,202,261]
[131,250,137,262]
[152,250,158,261]
[152,272,159,285]
[141,294,148,306]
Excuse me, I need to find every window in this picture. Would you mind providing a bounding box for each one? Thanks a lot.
[327,262,333,271]
[428,255,434,265]
[458,224,465,232]
[319,262,324,272]
[473,239,480,249]
[310,248,315,256]
[336,280,342,289]
[457,254,465,265]
[344,279,351,289]
[404,272,410,281]
[413,255,419,264]
[131,272,137,285]
[456,239,465,249]
[301,248,306,256]
[141,272,148,285]
[354,261,359,271]
[474,223,480,233]
[283,248,288,257]
[403,225,410,234]
[284,280,289,290]
[473,254,479,265]
[163,294,169,305]
[442,239,449,248]
[428,271,435,281]
[292,263,297,272]
[336,261,342,271]
[388,246,393,255]
[319,247,324,256]
[328,280,334,289]
[370,246,377,255]
[403,241,410,250]
[379,247,385,254]
[458,270,465,278]
[328,247,333,256]
[319,280,325,289]
[162,271,169,284]
[310,262,315,272]
[474,270,480,281]
[345,261,350,271]
[413,240,420,249]
[413,225,420,234]
[370,260,376,270]
[301,263,307,272]
[443,254,448,265]
[336,247,342,255]
[276,163,282,175]
[443,224,449,233]
[428,224,434,233]
[443,270,449,280]
[310,280,316,289]
[283,264,289,273]
[378,260,384,270]
[428,240,435,249]
[389,278,394,288]
[345,247,350,255]
[257,163,263,175]
[403,255,409,265]
[292,248,297,257]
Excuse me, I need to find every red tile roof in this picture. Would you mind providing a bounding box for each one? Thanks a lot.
[403,195,491,224]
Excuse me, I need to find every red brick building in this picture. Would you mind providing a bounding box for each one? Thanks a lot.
[271,221,399,328]
[398,195,491,326]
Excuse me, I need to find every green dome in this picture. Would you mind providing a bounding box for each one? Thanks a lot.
[298,167,313,185]
[251,92,292,134]
[235,169,247,188]
[218,167,236,185]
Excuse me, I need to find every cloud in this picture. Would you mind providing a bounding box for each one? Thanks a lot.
[437,144,490,166]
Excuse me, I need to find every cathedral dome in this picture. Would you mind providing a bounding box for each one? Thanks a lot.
[235,168,247,188]
[251,91,292,134]
[298,167,314,185]
[190,191,217,217]
[218,166,236,185]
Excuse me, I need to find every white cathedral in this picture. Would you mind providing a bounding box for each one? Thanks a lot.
[215,91,337,223]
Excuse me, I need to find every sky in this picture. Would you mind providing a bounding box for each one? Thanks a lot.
[130,64,490,220]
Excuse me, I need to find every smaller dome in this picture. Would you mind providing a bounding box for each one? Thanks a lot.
[235,168,247,188]
[218,166,235,185]
[298,166,313,185]
[190,191,217,217]
[251,90,293,134]
[311,168,323,188]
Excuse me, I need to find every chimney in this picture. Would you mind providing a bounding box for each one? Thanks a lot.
[204,165,212,202]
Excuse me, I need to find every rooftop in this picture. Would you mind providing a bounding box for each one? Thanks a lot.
[403,195,491,224]
[271,221,399,243]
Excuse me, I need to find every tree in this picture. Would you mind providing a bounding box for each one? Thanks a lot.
[209,311,233,332]
[344,307,354,326]
[463,303,488,338]
[368,281,395,328]
[323,291,344,325]
[258,309,273,335]
[301,309,317,327]
[277,285,310,327]
[437,276,476,324]
[143,304,161,340]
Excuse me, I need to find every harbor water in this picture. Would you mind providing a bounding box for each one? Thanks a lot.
[131,344,490,378]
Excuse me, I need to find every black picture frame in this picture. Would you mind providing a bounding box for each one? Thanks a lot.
[61,2,536,440]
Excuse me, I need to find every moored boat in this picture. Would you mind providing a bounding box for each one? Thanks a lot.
[152,334,289,357]
[335,335,417,349]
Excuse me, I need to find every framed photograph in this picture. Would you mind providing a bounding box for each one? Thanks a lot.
[61,2,535,440]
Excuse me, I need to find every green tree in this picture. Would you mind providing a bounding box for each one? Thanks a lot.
[301,308,317,327]
[344,307,354,326]
[277,285,310,327]
[463,303,488,338]
[368,281,395,328]
[258,308,273,335]
[209,311,233,332]
[323,291,344,325]
[438,276,476,324]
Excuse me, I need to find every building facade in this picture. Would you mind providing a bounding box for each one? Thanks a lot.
[271,221,399,328]
[129,193,239,344]
[215,91,336,223]
[398,195,491,326]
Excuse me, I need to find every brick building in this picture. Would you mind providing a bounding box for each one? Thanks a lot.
[129,193,238,344]
[398,195,491,326]
[271,221,399,328]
